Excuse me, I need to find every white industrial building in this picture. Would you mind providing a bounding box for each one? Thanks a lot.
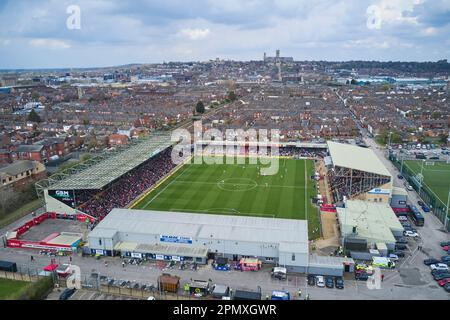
[88,208,309,272]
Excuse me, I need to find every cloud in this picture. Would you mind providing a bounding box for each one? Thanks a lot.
[29,38,71,49]
[178,28,211,40]
[0,0,448,68]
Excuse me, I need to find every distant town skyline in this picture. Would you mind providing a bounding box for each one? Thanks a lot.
[1,0,449,69]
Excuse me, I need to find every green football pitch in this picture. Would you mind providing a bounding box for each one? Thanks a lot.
[403,160,450,206]
[133,157,320,239]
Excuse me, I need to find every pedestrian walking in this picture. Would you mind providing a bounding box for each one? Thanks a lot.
[104,261,108,267]
[298,289,302,298]
[122,261,125,268]
[30,255,34,262]
[381,274,385,282]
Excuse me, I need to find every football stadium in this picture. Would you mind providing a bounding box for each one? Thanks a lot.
[5,134,401,273]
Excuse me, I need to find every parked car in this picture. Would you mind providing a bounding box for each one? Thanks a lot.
[444,283,450,292]
[424,258,441,266]
[437,278,450,286]
[433,273,450,281]
[393,251,405,257]
[421,205,430,212]
[325,276,334,289]
[442,245,449,251]
[334,277,344,289]
[440,241,450,247]
[397,174,404,179]
[388,254,399,261]
[430,263,449,271]
[307,274,315,286]
[441,256,450,262]
[59,288,76,300]
[355,272,368,281]
[395,244,408,250]
[403,230,419,238]
[403,226,417,233]
[315,276,325,287]
[396,238,408,244]
[398,216,408,221]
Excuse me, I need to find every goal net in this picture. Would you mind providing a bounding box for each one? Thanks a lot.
[425,161,435,166]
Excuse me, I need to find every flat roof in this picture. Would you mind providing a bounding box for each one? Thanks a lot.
[47,233,82,246]
[90,208,308,252]
[308,254,354,268]
[48,132,172,190]
[327,141,391,176]
[337,200,404,244]
[113,241,208,258]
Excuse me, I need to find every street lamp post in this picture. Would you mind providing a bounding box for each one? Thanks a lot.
[445,189,450,233]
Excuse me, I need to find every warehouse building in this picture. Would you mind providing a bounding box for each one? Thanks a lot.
[337,200,404,251]
[88,208,309,272]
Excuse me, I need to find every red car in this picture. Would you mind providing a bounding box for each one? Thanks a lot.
[438,278,450,286]
[443,245,449,251]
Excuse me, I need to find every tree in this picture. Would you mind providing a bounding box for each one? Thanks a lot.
[431,111,441,119]
[31,92,40,101]
[195,101,205,114]
[228,91,237,101]
[27,109,41,123]
[350,79,357,85]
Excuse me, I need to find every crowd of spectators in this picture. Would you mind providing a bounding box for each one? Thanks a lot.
[79,147,176,221]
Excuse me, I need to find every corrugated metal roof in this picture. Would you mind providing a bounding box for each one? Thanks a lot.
[337,200,404,244]
[90,208,308,250]
[327,141,391,176]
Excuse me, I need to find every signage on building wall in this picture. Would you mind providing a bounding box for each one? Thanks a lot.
[368,188,391,195]
[48,189,76,208]
[160,235,193,244]
[131,252,142,259]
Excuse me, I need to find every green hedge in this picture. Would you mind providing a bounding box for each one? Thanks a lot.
[17,276,54,300]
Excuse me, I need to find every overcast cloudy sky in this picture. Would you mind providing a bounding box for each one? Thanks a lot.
[0,0,449,68]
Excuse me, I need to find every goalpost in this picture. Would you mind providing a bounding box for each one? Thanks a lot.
[424,161,435,166]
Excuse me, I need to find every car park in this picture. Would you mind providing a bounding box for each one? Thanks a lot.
[315,276,325,287]
[424,258,440,266]
[325,276,334,288]
[335,277,344,289]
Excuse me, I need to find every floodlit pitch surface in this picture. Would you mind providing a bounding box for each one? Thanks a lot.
[404,160,450,206]
[133,157,320,239]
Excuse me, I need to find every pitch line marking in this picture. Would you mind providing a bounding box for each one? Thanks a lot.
[140,165,191,208]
